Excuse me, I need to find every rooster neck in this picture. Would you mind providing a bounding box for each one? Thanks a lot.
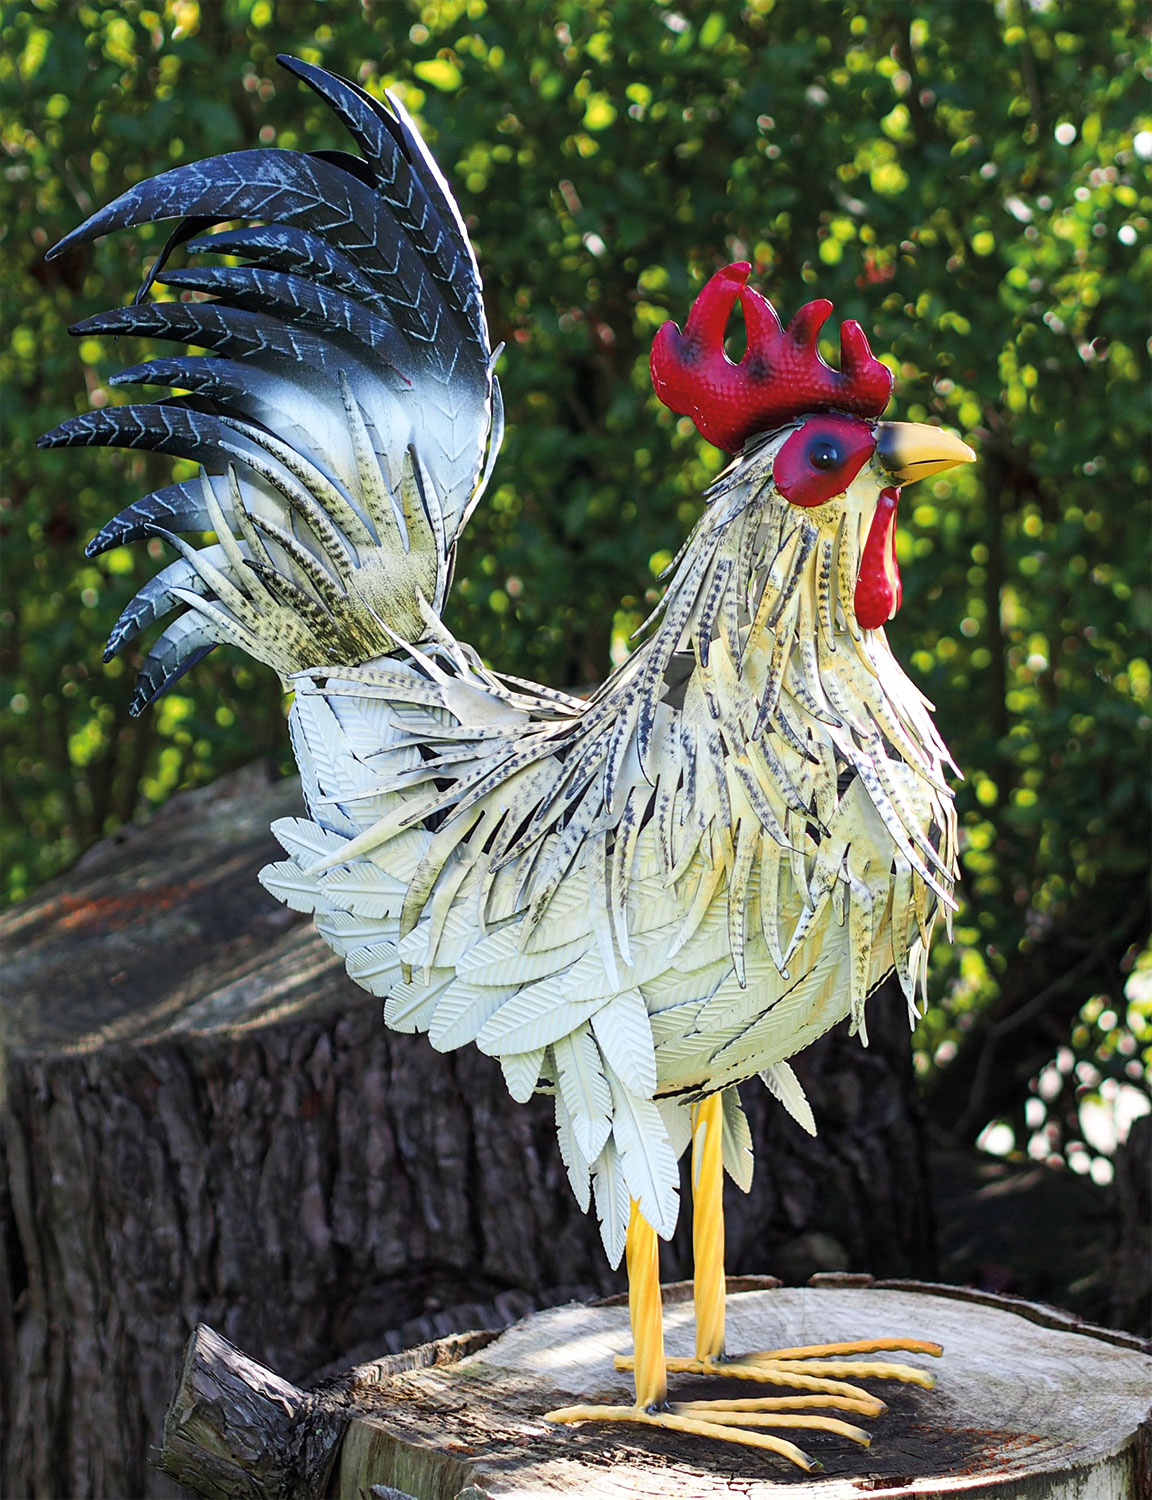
[638,459,873,743]
[592,452,959,916]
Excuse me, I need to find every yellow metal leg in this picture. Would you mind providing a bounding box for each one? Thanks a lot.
[608,1090,943,1464]
[546,1197,667,1425]
[546,1198,827,1466]
[692,1093,725,1363]
[627,1197,667,1410]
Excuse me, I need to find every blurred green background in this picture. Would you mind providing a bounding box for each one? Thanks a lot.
[3,0,1149,1180]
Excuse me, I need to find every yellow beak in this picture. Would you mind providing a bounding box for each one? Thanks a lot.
[875,421,976,484]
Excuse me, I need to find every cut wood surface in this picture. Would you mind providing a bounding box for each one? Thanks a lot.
[162,1282,1152,1500]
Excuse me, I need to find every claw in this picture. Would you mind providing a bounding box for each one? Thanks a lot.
[544,1402,824,1470]
[603,1335,941,1459]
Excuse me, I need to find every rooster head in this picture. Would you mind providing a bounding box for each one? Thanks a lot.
[651,263,974,629]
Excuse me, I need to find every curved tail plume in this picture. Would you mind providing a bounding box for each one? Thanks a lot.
[40,56,502,714]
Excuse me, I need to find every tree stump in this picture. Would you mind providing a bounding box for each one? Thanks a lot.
[157,1282,1152,1500]
[4,765,938,1498]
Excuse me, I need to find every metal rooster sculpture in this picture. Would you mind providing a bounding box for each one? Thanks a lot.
[43,58,974,1468]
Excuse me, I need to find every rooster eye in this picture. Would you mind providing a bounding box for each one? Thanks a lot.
[809,441,840,470]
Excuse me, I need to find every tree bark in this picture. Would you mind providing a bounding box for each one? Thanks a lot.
[3,763,934,1499]
[155,1325,346,1500]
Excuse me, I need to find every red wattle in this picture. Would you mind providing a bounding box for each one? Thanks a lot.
[855,486,902,630]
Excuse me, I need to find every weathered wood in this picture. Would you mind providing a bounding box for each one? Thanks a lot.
[159,1323,502,1500]
[156,1325,345,1500]
[2,764,937,1499]
[161,1283,1152,1500]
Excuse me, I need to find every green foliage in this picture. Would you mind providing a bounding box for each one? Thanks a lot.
[4,0,1149,1164]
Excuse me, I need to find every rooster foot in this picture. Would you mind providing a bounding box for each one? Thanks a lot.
[543,1396,869,1469]
[546,1341,940,1467]
[552,1340,938,1465]
[616,1335,943,1392]
[544,1188,938,1468]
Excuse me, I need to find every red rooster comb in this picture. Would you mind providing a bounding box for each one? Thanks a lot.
[650,262,894,453]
